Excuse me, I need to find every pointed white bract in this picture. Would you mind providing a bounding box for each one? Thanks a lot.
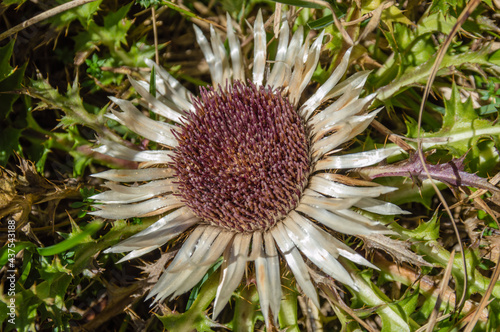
[127,77,184,124]
[107,97,178,147]
[226,12,244,82]
[252,10,266,86]
[267,21,290,89]
[93,138,172,163]
[91,168,174,182]
[213,233,251,318]
[144,58,193,112]
[272,222,320,308]
[93,11,404,328]
[315,146,401,171]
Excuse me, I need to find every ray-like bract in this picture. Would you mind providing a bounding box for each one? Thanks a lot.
[355,197,410,215]
[93,138,172,163]
[213,233,252,318]
[128,77,184,123]
[91,168,174,182]
[315,146,402,171]
[144,58,194,112]
[226,13,244,82]
[107,97,178,147]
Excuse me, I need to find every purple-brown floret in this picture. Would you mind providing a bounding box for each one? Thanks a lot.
[172,81,310,232]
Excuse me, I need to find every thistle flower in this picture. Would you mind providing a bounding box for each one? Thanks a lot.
[91,11,405,325]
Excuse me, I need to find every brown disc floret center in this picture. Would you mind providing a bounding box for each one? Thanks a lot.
[172,81,310,232]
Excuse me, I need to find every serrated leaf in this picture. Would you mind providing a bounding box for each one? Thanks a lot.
[26,76,99,130]
[127,38,158,65]
[0,39,15,81]
[416,11,456,36]
[442,83,477,131]
[74,3,133,52]
[489,49,500,65]
[50,0,102,29]
[35,273,73,302]
[104,2,133,28]
[38,256,72,281]
[37,222,103,256]
[407,210,440,241]
[0,63,26,121]
[399,290,420,319]
[381,6,414,26]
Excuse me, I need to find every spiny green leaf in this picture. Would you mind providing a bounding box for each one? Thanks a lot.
[381,6,414,27]
[404,210,440,241]
[429,0,467,14]
[74,3,133,52]
[37,222,103,256]
[417,10,456,36]
[0,39,15,81]
[0,62,26,121]
[488,48,500,66]
[103,2,134,28]
[38,256,72,281]
[50,0,102,29]
[442,83,477,131]
[27,76,100,131]
[399,289,420,319]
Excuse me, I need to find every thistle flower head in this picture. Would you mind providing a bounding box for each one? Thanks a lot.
[172,81,310,232]
[91,10,405,326]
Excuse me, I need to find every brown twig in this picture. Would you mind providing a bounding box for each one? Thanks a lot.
[370,119,414,152]
[425,250,456,332]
